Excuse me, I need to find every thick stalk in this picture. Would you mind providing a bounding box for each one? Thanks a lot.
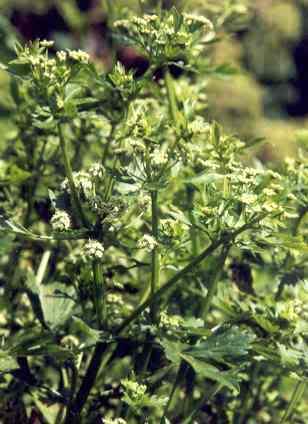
[150,190,160,321]
[64,343,114,423]
[57,123,88,228]
[92,260,106,329]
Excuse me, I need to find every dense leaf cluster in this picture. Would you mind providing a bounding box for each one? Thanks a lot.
[0,3,307,424]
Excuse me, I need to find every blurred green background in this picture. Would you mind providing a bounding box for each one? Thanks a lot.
[1,0,308,160]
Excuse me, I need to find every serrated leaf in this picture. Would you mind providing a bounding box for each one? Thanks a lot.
[181,354,240,394]
[184,327,253,364]
[159,339,187,365]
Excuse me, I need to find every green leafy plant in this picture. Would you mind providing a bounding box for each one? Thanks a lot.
[0,3,307,423]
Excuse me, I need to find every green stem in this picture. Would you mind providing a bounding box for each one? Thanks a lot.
[150,190,160,322]
[183,382,222,424]
[280,380,306,424]
[1,227,93,244]
[92,260,106,329]
[118,238,224,335]
[65,343,114,423]
[105,0,115,22]
[165,69,180,129]
[187,185,199,257]
[63,363,78,424]
[58,123,88,228]
[102,124,116,166]
[202,245,230,319]
[235,363,260,424]
[161,361,187,422]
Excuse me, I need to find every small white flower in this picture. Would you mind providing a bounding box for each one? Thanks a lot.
[150,148,168,167]
[40,39,54,48]
[240,193,258,205]
[56,50,67,62]
[263,188,276,197]
[188,117,210,135]
[107,293,124,306]
[137,234,158,251]
[137,193,151,212]
[56,95,65,110]
[61,171,93,198]
[89,163,104,178]
[83,240,105,261]
[263,201,279,213]
[51,210,71,231]
[103,418,127,424]
[68,49,90,64]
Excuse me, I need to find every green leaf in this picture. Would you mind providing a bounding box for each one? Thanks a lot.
[0,161,31,185]
[71,316,101,347]
[39,283,75,330]
[184,327,253,364]
[8,331,73,361]
[181,354,240,394]
[159,339,187,365]
[0,351,18,374]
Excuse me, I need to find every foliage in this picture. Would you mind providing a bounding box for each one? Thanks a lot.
[0,2,307,423]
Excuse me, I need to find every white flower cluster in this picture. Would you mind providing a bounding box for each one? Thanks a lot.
[103,418,127,424]
[56,49,89,64]
[161,218,183,238]
[68,49,90,64]
[159,310,184,329]
[137,193,151,213]
[56,50,67,62]
[188,116,210,136]
[83,240,105,261]
[40,39,54,48]
[50,209,71,231]
[114,11,215,61]
[111,62,134,84]
[150,148,168,167]
[107,293,124,306]
[121,378,147,399]
[88,163,104,179]
[61,171,93,198]
[137,234,158,251]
